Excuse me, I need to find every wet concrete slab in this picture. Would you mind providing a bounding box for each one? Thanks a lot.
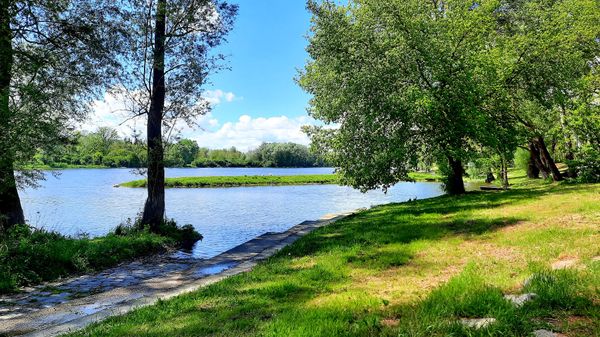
[0,212,352,337]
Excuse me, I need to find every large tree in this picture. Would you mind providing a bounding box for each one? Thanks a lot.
[117,0,237,230]
[495,0,600,181]
[0,0,121,231]
[299,0,505,194]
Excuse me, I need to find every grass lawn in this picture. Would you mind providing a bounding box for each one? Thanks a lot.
[119,172,440,188]
[69,177,599,336]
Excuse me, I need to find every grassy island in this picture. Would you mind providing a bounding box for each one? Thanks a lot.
[70,175,599,336]
[119,174,340,188]
[118,172,440,188]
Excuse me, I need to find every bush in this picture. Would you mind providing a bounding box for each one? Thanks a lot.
[567,146,600,183]
[116,218,202,251]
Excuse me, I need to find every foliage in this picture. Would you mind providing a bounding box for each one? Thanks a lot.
[299,0,600,192]
[27,130,328,169]
[114,0,238,136]
[567,146,600,183]
[1,0,124,184]
[115,218,203,251]
[247,143,326,168]
[299,0,519,193]
[67,180,600,337]
[513,148,531,173]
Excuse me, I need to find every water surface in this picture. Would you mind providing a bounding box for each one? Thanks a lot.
[20,168,444,258]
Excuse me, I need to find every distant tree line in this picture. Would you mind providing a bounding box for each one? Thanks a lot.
[30,127,327,169]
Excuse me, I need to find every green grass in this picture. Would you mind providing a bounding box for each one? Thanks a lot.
[69,177,599,336]
[0,222,197,294]
[119,172,440,188]
[120,174,339,188]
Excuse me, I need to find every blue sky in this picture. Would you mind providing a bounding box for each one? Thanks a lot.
[86,0,316,151]
[208,0,312,121]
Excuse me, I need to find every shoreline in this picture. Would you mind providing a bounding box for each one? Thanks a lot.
[0,212,355,337]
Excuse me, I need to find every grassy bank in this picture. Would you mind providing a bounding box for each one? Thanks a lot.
[70,179,599,336]
[0,222,200,294]
[119,172,440,188]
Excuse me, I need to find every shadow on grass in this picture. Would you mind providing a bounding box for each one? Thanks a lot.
[68,183,597,337]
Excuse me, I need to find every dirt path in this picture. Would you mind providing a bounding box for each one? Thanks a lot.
[0,213,351,337]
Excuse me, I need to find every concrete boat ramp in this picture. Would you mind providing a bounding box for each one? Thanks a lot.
[0,213,351,337]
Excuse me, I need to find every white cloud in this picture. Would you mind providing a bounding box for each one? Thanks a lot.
[82,90,319,151]
[192,115,316,151]
[81,90,234,138]
[203,89,237,105]
[80,91,141,136]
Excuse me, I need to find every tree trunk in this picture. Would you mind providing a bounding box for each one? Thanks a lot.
[527,142,541,179]
[445,157,465,195]
[500,154,509,189]
[140,0,167,232]
[0,0,25,231]
[0,164,25,231]
[533,136,562,182]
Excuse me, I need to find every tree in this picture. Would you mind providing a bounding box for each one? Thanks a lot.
[117,0,237,230]
[166,139,200,166]
[299,0,503,194]
[495,0,600,181]
[0,0,121,231]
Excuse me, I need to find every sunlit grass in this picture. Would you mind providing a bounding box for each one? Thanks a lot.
[119,172,440,188]
[70,178,599,336]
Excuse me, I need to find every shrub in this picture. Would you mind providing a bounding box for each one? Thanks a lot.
[567,146,600,183]
[116,217,202,251]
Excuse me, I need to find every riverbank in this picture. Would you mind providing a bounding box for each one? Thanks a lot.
[68,180,599,336]
[0,222,200,294]
[119,172,440,188]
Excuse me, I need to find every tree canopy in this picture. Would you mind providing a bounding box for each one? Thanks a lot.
[299,0,600,193]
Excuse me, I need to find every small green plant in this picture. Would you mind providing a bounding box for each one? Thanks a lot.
[115,217,202,251]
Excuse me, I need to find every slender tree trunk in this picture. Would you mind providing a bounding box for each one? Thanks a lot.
[533,136,562,182]
[140,0,167,232]
[500,154,509,189]
[445,157,465,195]
[0,0,25,231]
[527,142,541,179]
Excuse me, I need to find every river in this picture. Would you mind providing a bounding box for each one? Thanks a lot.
[20,168,444,258]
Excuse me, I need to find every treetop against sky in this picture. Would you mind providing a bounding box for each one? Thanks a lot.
[83,0,317,152]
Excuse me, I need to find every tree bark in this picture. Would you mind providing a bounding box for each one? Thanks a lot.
[527,142,541,179]
[500,154,509,189]
[140,0,167,232]
[446,157,465,195]
[0,164,25,231]
[533,136,563,182]
[0,0,25,231]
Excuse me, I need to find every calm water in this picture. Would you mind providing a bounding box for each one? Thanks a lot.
[20,168,444,258]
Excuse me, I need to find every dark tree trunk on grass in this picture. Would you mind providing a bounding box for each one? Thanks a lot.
[527,142,541,179]
[446,157,466,195]
[533,136,562,182]
[0,0,25,231]
[140,0,167,232]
